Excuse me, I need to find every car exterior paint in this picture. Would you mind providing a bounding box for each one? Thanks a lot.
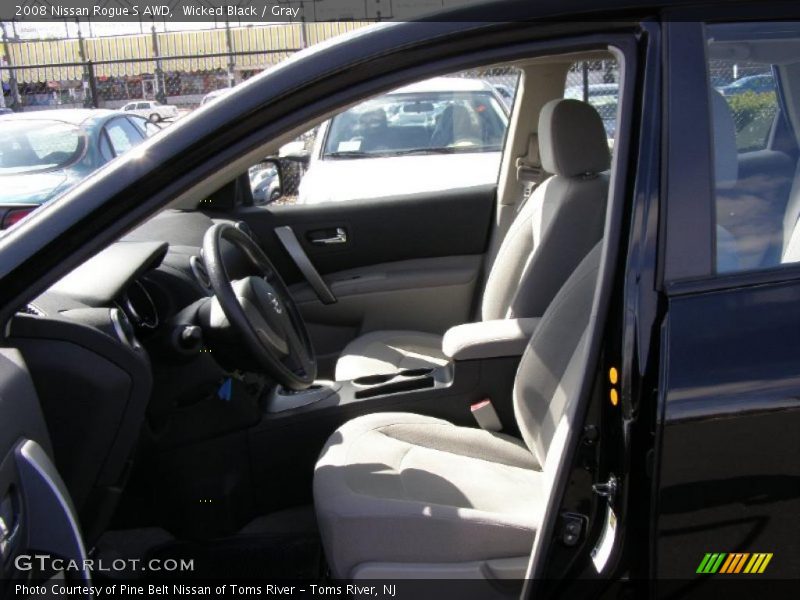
[0,110,151,208]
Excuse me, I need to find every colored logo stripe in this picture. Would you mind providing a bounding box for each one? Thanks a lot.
[697,553,773,574]
[720,553,749,573]
[697,553,726,573]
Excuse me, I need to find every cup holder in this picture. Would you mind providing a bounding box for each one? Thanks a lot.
[353,374,395,386]
[399,368,434,377]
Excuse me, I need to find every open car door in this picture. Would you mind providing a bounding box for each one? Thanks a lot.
[0,348,90,591]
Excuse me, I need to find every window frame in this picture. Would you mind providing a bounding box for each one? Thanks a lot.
[660,21,717,284]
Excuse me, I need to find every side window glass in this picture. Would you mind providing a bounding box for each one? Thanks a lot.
[104,118,144,157]
[706,24,800,273]
[712,67,778,152]
[250,65,519,206]
[564,59,620,147]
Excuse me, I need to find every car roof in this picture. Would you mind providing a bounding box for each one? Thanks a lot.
[389,76,495,94]
[0,109,121,125]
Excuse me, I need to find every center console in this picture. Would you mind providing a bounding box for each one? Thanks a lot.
[262,317,540,422]
[145,318,541,539]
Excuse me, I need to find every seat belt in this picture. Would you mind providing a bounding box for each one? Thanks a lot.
[515,132,547,207]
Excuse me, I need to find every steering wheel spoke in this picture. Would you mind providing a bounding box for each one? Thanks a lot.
[202,223,317,390]
[283,318,315,377]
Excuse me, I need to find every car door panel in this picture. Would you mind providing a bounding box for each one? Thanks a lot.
[655,283,800,583]
[236,184,495,278]
[231,185,495,366]
[290,254,482,368]
[0,349,89,586]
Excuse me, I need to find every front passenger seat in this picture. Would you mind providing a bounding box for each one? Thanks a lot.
[314,242,603,578]
[335,99,610,380]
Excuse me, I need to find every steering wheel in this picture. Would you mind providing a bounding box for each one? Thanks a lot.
[202,223,316,390]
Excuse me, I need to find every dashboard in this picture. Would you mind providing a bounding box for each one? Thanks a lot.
[5,215,223,545]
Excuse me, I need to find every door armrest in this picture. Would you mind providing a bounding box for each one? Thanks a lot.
[442,318,541,360]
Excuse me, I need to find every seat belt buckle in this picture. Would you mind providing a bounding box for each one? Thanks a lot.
[471,399,502,432]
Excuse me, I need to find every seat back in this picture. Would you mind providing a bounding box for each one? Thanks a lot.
[513,242,601,484]
[481,99,610,321]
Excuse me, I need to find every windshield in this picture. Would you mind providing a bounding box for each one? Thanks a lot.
[0,120,86,175]
[322,89,508,158]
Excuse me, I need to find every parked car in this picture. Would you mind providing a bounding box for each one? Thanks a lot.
[294,76,509,204]
[201,88,232,105]
[121,99,179,122]
[248,162,281,204]
[0,109,158,229]
[1,7,800,598]
[717,72,776,96]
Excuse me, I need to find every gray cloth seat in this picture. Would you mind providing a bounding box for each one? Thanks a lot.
[315,243,602,578]
[314,413,543,577]
[334,98,610,381]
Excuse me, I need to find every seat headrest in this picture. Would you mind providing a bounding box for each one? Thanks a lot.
[539,99,610,177]
[710,89,738,188]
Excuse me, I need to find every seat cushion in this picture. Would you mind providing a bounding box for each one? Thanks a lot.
[335,330,447,381]
[314,412,543,578]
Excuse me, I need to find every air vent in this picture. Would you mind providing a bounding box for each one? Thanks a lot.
[190,255,212,291]
[18,303,44,316]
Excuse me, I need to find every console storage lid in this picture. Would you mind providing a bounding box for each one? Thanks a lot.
[442,318,541,360]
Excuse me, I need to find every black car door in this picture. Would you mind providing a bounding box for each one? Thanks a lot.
[654,20,800,589]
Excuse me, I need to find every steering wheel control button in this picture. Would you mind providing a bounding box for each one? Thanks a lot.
[179,325,203,350]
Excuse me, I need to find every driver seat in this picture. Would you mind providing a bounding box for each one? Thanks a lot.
[335,99,610,381]
[314,243,602,578]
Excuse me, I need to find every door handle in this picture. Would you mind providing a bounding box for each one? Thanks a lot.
[309,227,347,246]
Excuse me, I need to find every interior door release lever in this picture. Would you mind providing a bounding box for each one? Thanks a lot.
[310,227,347,246]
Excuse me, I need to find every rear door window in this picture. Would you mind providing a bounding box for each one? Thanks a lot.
[104,117,144,157]
[706,23,800,273]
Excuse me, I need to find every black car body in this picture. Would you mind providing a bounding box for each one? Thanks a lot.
[0,2,798,598]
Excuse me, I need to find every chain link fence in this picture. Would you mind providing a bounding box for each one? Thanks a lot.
[2,51,296,113]
[1,21,366,112]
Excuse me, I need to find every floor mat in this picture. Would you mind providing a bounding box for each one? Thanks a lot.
[95,507,325,580]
